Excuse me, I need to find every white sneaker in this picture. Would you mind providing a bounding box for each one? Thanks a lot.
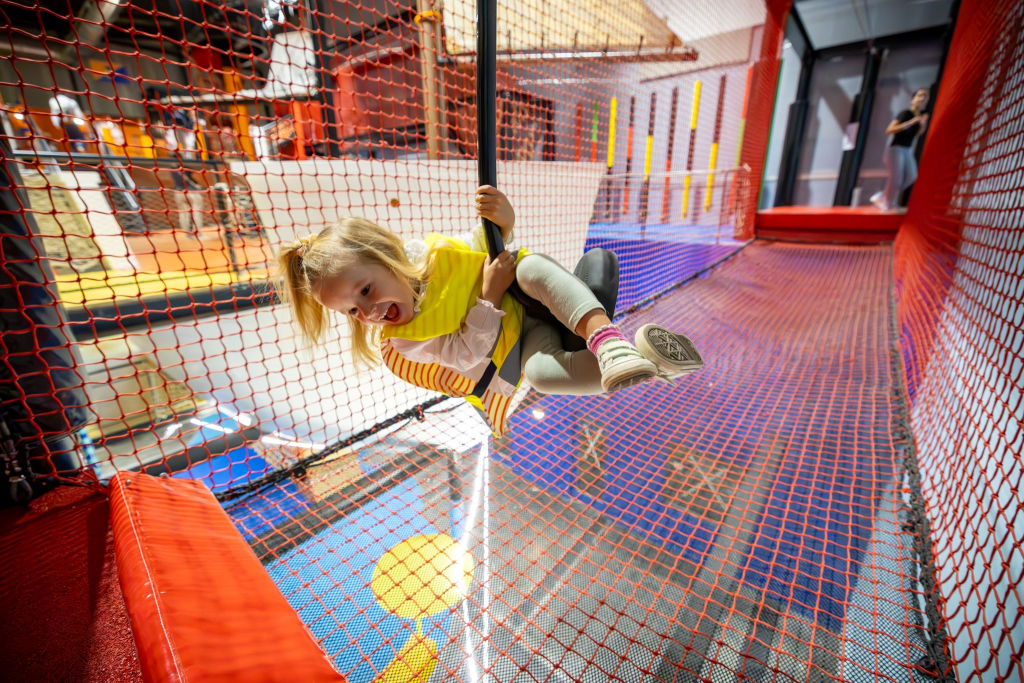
[870,192,889,211]
[594,338,658,392]
[635,324,704,378]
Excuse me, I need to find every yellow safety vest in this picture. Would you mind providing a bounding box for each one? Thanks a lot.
[381,233,527,436]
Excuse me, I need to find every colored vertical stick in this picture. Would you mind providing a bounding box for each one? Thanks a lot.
[639,91,657,227]
[574,102,582,162]
[590,102,599,162]
[729,66,754,215]
[661,86,679,224]
[681,80,701,220]
[605,97,617,220]
[622,96,636,215]
[705,75,727,213]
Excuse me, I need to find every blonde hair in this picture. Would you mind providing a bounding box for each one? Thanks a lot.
[275,217,432,367]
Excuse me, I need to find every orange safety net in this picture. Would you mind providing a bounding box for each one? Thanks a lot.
[892,0,1024,679]
[1,0,1020,680]
[0,0,771,481]
[229,240,937,682]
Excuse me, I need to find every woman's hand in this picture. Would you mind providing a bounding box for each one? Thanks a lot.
[476,185,515,240]
[886,114,928,136]
[481,249,517,307]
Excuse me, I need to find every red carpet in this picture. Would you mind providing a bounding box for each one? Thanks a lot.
[756,206,903,243]
[0,486,142,683]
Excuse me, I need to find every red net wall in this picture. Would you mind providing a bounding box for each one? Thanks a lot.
[893,0,1024,679]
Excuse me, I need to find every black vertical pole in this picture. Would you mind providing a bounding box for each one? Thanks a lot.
[476,0,502,256]
[774,47,815,207]
[834,47,883,206]
[307,0,341,157]
[543,100,556,161]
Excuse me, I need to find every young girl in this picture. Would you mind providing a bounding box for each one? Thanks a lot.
[277,186,702,435]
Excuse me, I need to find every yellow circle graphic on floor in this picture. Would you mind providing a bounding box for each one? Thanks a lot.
[372,533,475,620]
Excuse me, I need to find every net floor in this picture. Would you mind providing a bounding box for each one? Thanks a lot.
[226,241,936,683]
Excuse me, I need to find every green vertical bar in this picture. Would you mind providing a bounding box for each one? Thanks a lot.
[591,102,599,143]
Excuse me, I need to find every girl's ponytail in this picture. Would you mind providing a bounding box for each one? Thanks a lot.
[276,237,330,347]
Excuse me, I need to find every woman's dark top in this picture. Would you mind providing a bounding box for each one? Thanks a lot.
[891,109,921,147]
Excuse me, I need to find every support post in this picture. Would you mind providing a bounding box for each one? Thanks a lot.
[476,0,502,255]
[622,96,636,216]
[833,47,883,206]
[417,1,448,159]
[682,80,701,220]
[639,91,656,228]
[727,66,752,217]
[604,97,617,220]
[773,47,815,206]
[705,75,727,213]
[574,101,582,162]
[307,0,342,157]
[661,86,679,224]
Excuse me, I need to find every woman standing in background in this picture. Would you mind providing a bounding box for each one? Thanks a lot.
[871,87,930,211]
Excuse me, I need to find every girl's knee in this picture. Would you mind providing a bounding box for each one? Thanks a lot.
[523,355,563,395]
[515,254,547,288]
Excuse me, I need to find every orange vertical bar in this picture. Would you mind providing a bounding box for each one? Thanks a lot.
[291,101,307,160]
[728,66,754,216]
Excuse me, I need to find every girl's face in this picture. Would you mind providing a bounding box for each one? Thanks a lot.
[912,89,929,110]
[319,262,416,327]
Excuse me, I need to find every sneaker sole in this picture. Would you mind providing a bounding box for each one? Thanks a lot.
[601,357,657,393]
[605,370,656,393]
[636,324,704,376]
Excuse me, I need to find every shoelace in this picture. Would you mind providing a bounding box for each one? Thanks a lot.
[596,340,640,365]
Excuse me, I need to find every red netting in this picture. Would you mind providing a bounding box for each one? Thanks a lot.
[0,0,772,480]
[0,0,1019,680]
[892,0,1024,679]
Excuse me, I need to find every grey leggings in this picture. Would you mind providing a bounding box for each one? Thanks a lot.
[516,254,606,396]
[883,145,918,208]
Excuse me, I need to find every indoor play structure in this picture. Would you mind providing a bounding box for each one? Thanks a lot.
[0,0,1020,681]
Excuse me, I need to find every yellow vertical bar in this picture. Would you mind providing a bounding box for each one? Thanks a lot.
[606,97,617,168]
[689,81,702,130]
[139,134,155,158]
[734,119,746,166]
[705,142,718,211]
[643,135,653,179]
[681,80,701,219]
[195,120,209,161]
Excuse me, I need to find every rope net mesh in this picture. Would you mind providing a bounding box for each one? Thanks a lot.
[0,0,1020,680]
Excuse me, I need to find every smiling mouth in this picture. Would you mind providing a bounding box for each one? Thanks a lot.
[383,303,399,323]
